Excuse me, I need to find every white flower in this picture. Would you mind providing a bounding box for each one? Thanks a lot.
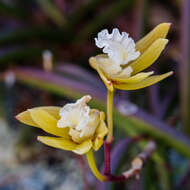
[57,95,99,141]
[95,28,140,75]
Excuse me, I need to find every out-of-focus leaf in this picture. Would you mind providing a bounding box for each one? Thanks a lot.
[37,0,65,27]
[14,68,106,106]
[55,64,104,89]
[0,0,103,45]
[0,48,43,66]
[153,153,171,190]
[0,2,27,18]
[118,109,190,157]
[11,67,190,158]
[75,0,134,41]
[66,0,103,28]
[180,0,190,135]
[0,27,71,45]
[0,0,134,46]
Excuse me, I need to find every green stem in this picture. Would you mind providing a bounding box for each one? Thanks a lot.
[86,150,107,182]
[106,90,114,143]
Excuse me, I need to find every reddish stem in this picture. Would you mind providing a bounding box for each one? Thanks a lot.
[108,175,126,182]
[104,141,111,175]
[103,136,143,177]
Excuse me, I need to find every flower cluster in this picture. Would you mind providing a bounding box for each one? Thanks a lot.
[16,23,172,182]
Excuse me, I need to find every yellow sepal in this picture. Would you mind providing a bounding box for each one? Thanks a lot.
[29,108,70,138]
[131,38,168,75]
[16,109,39,128]
[37,136,77,150]
[89,57,114,91]
[73,139,93,155]
[42,106,61,120]
[93,120,108,151]
[114,72,173,90]
[16,106,61,127]
[112,71,154,83]
[136,23,171,53]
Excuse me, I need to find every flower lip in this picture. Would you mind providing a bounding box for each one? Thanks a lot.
[95,28,140,66]
[57,95,100,142]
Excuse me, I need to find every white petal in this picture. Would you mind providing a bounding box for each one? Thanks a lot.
[97,56,122,76]
[58,96,91,130]
[112,66,133,79]
[57,95,99,141]
[95,28,140,67]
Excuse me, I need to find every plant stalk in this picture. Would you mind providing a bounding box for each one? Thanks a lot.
[104,142,111,175]
[86,150,107,182]
[106,90,114,143]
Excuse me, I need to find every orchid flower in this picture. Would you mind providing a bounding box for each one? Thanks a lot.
[16,95,109,181]
[16,95,108,155]
[89,23,173,91]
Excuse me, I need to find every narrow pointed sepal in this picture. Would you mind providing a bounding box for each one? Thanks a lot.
[16,110,39,128]
[37,136,77,150]
[114,71,173,90]
[73,139,92,155]
[89,57,114,91]
[38,136,93,155]
[136,22,171,53]
[112,71,154,83]
[93,120,108,151]
[131,38,169,75]
[15,106,61,128]
[28,108,70,138]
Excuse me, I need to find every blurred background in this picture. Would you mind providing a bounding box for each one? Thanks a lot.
[0,0,190,189]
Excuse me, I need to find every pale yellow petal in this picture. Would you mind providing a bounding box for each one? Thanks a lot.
[131,39,168,75]
[89,56,99,70]
[73,139,93,155]
[136,23,171,53]
[112,71,154,83]
[68,109,100,144]
[37,136,77,150]
[69,128,83,143]
[16,110,39,128]
[16,106,61,127]
[92,55,122,76]
[97,66,114,91]
[89,57,114,91]
[42,106,61,120]
[100,111,105,121]
[114,72,173,90]
[29,108,70,138]
[111,66,133,80]
[93,120,108,151]
[83,109,100,136]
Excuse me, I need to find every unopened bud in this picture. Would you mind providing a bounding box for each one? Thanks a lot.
[42,50,53,72]
[4,71,15,88]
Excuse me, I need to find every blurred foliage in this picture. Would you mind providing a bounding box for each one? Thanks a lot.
[0,0,190,190]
